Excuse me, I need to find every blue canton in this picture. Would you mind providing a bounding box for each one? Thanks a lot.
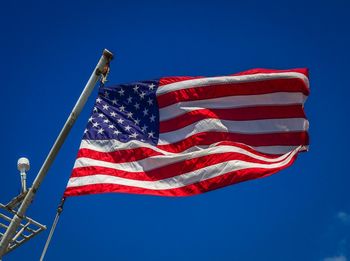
[83,80,159,145]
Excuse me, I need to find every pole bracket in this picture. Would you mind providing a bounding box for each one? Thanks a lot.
[0,203,46,255]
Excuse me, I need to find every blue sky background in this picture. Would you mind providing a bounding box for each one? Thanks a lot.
[1,0,349,260]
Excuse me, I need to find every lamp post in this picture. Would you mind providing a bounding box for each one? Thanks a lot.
[18,158,30,194]
[0,158,46,258]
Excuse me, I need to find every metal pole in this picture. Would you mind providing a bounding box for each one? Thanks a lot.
[0,49,114,257]
[20,171,27,193]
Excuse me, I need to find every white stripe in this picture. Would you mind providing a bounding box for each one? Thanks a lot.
[74,145,292,173]
[254,145,308,155]
[79,139,158,153]
[159,92,307,121]
[158,118,309,145]
[79,139,304,155]
[67,147,300,190]
[156,72,309,96]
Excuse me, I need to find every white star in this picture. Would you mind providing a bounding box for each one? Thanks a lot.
[126,112,133,118]
[117,118,124,124]
[134,102,140,110]
[148,131,154,138]
[104,91,109,98]
[103,104,109,110]
[118,89,125,96]
[97,128,104,134]
[119,105,125,112]
[113,130,121,135]
[129,132,138,139]
[143,108,149,116]
[139,91,146,99]
[98,113,104,118]
[93,107,98,112]
[147,98,153,106]
[127,96,133,103]
[149,83,155,90]
[110,111,117,117]
[133,85,139,92]
[134,118,140,125]
[125,125,131,131]
[108,124,115,129]
[150,114,156,122]
[112,99,118,105]
[141,125,148,132]
[88,117,94,122]
[96,97,102,103]
[92,122,99,128]
[103,119,110,123]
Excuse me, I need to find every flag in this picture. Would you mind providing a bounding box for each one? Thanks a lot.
[64,68,309,197]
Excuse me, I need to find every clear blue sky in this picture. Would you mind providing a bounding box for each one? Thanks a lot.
[1,0,349,260]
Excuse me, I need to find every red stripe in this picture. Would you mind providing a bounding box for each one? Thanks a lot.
[158,69,309,88]
[159,76,203,86]
[76,141,288,167]
[157,78,309,108]
[231,68,309,77]
[77,147,163,164]
[64,154,297,197]
[71,151,291,181]
[159,105,306,133]
[157,132,309,153]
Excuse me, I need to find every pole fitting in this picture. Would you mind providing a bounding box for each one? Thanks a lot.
[102,49,114,61]
[95,49,114,78]
[57,198,66,214]
[99,49,113,84]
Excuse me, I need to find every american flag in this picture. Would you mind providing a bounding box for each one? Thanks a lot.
[64,68,309,197]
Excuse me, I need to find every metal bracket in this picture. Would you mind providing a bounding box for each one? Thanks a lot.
[0,203,46,255]
[5,192,27,210]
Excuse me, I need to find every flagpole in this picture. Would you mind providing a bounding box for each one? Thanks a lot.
[0,49,114,258]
